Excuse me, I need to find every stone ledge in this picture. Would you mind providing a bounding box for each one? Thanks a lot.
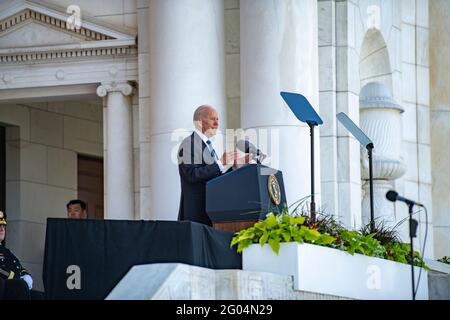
[425,258,450,274]
[106,263,350,300]
[428,271,450,300]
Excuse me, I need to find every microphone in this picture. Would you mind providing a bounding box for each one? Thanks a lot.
[386,190,424,207]
[236,140,265,157]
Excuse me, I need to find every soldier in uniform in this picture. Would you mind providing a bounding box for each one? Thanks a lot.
[0,211,33,300]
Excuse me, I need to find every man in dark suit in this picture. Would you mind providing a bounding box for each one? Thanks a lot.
[177,105,251,226]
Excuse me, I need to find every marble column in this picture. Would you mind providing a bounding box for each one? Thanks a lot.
[137,0,151,220]
[240,0,321,210]
[97,82,135,219]
[148,0,226,220]
[430,0,450,258]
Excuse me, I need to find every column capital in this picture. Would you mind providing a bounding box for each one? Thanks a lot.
[96,81,134,98]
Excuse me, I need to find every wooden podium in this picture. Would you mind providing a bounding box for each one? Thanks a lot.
[206,164,286,234]
[212,220,258,234]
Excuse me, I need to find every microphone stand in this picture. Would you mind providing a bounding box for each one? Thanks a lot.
[408,202,418,300]
[367,142,375,233]
[308,122,316,223]
[279,91,322,223]
[336,112,376,233]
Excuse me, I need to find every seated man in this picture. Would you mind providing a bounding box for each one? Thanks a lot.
[0,211,33,300]
[66,199,88,219]
[177,105,251,226]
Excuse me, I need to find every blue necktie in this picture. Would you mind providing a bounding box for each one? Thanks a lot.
[206,140,218,161]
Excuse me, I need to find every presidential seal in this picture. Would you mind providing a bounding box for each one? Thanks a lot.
[0,211,5,225]
[268,174,281,205]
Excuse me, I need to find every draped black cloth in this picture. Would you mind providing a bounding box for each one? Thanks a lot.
[43,218,241,299]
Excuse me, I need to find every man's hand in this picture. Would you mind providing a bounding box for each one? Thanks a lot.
[220,151,238,165]
[233,152,253,169]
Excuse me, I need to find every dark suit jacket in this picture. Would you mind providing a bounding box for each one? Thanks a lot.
[0,244,30,280]
[177,132,225,226]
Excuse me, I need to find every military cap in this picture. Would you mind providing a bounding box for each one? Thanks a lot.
[0,211,6,225]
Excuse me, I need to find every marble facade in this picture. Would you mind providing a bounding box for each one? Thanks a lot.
[0,0,448,292]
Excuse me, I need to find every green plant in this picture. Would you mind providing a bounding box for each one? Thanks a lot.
[384,242,409,264]
[437,256,450,265]
[383,242,428,269]
[301,212,345,238]
[230,213,336,254]
[336,230,386,258]
[230,209,428,269]
[359,219,401,245]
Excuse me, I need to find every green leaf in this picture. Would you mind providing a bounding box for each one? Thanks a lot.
[289,225,296,236]
[237,231,255,241]
[253,221,266,231]
[304,228,321,242]
[237,239,252,253]
[265,213,278,228]
[281,214,291,225]
[318,234,336,245]
[268,238,280,254]
[230,236,239,247]
[291,227,304,243]
[281,230,291,242]
[396,255,408,264]
[269,229,281,238]
[347,249,356,255]
[259,230,269,246]
[299,226,309,233]
[289,216,305,225]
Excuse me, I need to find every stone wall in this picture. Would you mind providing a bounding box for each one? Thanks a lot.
[392,0,434,259]
[429,0,450,259]
[315,1,435,259]
[0,99,103,291]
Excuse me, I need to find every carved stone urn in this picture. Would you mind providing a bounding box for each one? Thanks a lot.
[359,82,406,227]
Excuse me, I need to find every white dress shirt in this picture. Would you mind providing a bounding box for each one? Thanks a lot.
[194,129,231,173]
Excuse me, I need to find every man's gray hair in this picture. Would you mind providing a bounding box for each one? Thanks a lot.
[193,105,213,121]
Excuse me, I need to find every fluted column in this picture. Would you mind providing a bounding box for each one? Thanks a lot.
[148,0,226,220]
[359,82,405,226]
[240,0,321,208]
[97,82,135,219]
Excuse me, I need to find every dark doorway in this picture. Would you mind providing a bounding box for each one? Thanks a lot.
[0,126,5,212]
[77,155,104,219]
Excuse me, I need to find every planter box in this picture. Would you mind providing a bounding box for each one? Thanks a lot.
[243,242,428,300]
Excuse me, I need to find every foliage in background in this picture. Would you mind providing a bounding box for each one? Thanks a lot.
[359,219,401,245]
[231,201,428,268]
[437,256,450,265]
[335,230,386,258]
